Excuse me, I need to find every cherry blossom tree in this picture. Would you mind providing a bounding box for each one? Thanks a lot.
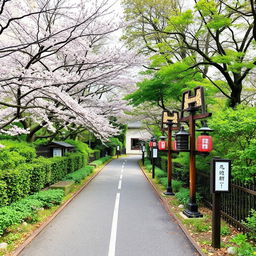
[0,0,138,142]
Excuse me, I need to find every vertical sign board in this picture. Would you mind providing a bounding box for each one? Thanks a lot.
[211,159,231,193]
[152,148,158,158]
[211,158,231,249]
[142,146,145,152]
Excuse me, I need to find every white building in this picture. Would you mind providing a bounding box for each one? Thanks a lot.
[125,121,151,154]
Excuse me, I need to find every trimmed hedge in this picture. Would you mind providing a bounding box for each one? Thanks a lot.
[90,156,112,167]
[0,189,64,235]
[0,152,85,206]
[63,166,94,183]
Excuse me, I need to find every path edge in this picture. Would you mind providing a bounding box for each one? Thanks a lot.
[12,159,113,256]
[138,161,205,256]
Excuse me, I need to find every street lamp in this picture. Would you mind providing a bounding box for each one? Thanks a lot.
[175,126,190,151]
[196,125,214,153]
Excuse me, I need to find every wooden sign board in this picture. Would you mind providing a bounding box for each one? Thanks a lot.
[161,111,179,128]
[211,159,231,193]
[181,86,206,113]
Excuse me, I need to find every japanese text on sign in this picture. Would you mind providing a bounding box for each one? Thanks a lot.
[215,161,230,192]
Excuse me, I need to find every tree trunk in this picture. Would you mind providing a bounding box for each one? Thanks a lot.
[229,84,242,108]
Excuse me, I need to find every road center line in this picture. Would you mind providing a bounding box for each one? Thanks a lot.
[108,193,121,256]
[118,179,122,190]
[120,174,123,180]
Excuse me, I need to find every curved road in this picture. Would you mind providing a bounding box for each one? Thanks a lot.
[19,156,199,256]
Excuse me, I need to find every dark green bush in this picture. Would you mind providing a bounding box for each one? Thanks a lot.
[94,150,101,160]
[63,166,94,183]
[160,156,167,172]
[0,150,26,170]
[0,180,8,207]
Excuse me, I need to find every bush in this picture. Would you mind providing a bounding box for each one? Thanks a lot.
[0,169,30,204]
[0,180,8,207]
[155,167,167,179]
[175,188,202,207]
[63,166,94,183]
[30,189,64,208]
[243,209,256,240]
[160,156,167,172]
[172,180,183,192]
[231,234,256,256]
[90,156,112,167]
[94,150,101,160]
[0,189,64,235]
[65,140,93,165]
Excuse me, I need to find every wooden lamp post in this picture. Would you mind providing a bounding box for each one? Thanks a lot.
[161,110,179,195]
[179,86,212,218]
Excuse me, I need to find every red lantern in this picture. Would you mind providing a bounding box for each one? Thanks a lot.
[197,135,213,152]
[172,140,177,150]
[158,140,167,150]
[149,141,153,148]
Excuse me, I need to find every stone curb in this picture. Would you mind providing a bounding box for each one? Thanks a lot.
[11,159,113,256]
[138,161,205,256]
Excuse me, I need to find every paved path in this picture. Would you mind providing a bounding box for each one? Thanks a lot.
[20,156,198,256]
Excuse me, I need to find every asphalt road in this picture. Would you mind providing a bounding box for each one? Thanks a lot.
[19,155,199,256]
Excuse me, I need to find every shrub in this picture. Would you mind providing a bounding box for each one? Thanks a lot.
[175,188,202,207]
[63,166,94,183]
[172,180,183,192]
[160,156,167,172]
[30,189,64,208]
[0,181,8,207]
[0,189,64,235]
[231,234,256,256]
[0,150,26,170]
[243,209,256,240]
[155,167,167,179]
[65,140,93,165]
[90,156,112,167]
[94,150,101,160]
[0,169,30,204]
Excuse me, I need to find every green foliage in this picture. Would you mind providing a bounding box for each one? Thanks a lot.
[243,209,256,240]
[90,156,112,167]
[63,166,94,183]
[0,181,8,207]
[106,137,123,156]
[172,180,183,192]
[30,189,64,208]
[175,188,202,207]
[160,156,167,171]
[220,225,231,236]
[0,169,30,204]
[94,150,101,160]
[155,167,166,179]
[65,140,92,165]
[230,234,256,256]
[0,189,64,235]
[183,218,210,232]
[209,106,256,183]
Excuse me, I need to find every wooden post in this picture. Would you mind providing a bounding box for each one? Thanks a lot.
[212,193,221,248]
[183,109,203,218]
[164,121,174,195]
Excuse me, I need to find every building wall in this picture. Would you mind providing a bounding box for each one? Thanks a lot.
[126,128,151,154]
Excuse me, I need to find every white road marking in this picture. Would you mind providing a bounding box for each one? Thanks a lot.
[118,179,122,190]
[108,193,121,256]
[120,174,123,180]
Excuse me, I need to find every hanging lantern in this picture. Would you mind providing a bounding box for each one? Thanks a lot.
[175,126,189,151]
[149,141,153,148]
[158,136,167,150]
[196,126,214,152]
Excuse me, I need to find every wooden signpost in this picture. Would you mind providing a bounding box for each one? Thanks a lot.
[161,110,179,195]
